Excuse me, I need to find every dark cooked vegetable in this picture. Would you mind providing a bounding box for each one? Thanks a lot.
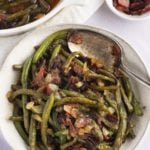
[0,0,60,29]
[7,29,143,150]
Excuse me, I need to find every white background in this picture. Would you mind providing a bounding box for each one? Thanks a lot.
[0,2,150,150]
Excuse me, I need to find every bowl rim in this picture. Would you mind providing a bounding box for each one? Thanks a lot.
[105,0,150,21]
[0,24,150,150]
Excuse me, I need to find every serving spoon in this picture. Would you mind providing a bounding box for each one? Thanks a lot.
[67,30,150,86]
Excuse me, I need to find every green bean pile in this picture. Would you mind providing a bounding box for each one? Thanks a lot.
[0,0,60,29]
[7,30,143,150]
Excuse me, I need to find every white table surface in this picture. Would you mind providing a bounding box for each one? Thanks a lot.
[0,2,150,150]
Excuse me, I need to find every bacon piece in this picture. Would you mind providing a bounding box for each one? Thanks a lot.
[75,117,91,128]
[118,0,130,8]
[51,69,61,85]
[32,66,45,87]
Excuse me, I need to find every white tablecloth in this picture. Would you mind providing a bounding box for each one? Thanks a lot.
[0,2,150,150]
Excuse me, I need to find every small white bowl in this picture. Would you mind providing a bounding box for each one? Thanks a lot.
[105,0,150,21]
[0,0,83,36]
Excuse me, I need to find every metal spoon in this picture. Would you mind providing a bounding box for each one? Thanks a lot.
[67,29,150,86]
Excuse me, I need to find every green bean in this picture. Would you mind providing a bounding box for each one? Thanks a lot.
[98,100,113,114]
[121,76,133,103]
[120,86,133,112]
[9,116,23,121]
[60,89,85,98]
[31,64,36,79]
[33,30,68,63]
[113,87,127,150]
[132,96,143,116]
[92,121,104,141]
[51,110,60,130]
[7,5,38,21]
[48,44,61,70]
[101,117,118,131]
[13,105,28,144]
[11,84,21,91]
[98,68,116,79]
[61,49,84,66]
[21,57,32,90]
[0,0,29,10]
[126,128,136,139]
[21,57,32,132]
[12,64,22,71]
[83,89,100,101]
[126,120,136,139]
[41,93,54,148]
[60,138,77,150]
[87,73,115,83]
[63,51,82,73]
[104,91,120,122]
[17,14,30,26]
[8,88,48,101]
[29,115,36,150]
[54,97,97,107]
[90,84,118,91]
[38,0,50,12]
[54,129,68,144]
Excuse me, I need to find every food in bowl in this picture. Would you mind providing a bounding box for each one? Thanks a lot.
[7,29,143,150]
[0,0,60,29]
[113,0,150,15]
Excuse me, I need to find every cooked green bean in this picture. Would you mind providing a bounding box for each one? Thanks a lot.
[63,51,82,73]
[41,93,54,148]
[9,116,23,121]
[48,44,61,70]
[60,89,85,98]
[113,87,127,150]
[121,76,133,103]
[8,88,48,101]
[87,73,116,83]
[98,68,116,79]
[54,97,97,107]
[90,84,118,91]
[7,5,37,21]
[92,120,104,141]
[101,117,118,131]
[104,91,120,122]
[132,96,143,116]
[13,105,28,144]
[60,138,77,150]
[29,115,36,150]
[12,64,22,71]
[21,57,32,132]
[33,30,68,63]
[120,85,133,112]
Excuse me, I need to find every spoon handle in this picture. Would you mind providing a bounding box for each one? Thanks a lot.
[122,64,150,87]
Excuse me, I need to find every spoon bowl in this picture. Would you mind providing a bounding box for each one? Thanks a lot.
[68,29,150,86]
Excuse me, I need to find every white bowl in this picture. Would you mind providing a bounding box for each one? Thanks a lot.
[0,0,83,36]
[105,0,150,21]
[0,24,150,150]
